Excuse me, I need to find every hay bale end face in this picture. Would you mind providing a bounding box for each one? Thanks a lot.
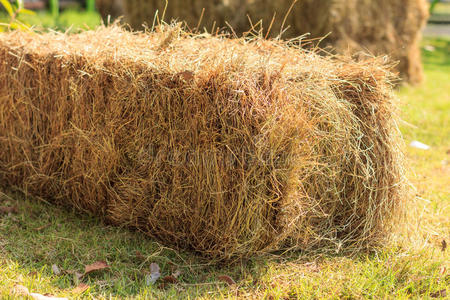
[0,26,405,259]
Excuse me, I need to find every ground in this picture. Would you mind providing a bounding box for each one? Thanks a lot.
[0,13,449,300]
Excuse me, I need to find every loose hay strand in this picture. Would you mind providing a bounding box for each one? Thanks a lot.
[0,25,405,259]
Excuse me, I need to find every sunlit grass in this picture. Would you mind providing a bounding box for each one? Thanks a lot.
[433,2,450,15]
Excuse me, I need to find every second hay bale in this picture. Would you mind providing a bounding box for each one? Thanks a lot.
[123,0,246,31]
[117,0,428,84]
[96,0,125,21]
[246,0,429,84]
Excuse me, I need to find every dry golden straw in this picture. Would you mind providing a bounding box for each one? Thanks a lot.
[0,25,405,259]
[245,0,429,85]
[114,0,428,84]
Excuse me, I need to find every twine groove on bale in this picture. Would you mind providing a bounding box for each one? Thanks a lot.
[0,26,405,259]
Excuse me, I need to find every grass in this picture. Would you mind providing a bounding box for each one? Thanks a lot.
[429,2,450,23]
[0,33,449,299]
[432,2,450,15]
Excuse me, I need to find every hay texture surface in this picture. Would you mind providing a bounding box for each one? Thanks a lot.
[120,0,428,84]
[0,26,404,259]
[246,0,429,84]
[123,0,247,32]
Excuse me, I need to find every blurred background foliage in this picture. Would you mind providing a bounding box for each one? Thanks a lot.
[1,0,450,32]
[0,0,36,31]
[0,0,100,31]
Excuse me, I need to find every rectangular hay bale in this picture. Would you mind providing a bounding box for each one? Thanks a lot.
[0,26,405,259]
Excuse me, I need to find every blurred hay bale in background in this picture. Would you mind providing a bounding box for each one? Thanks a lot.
[122,0,247,32]
[246,0,429,84]
[0,26,405,259]
[96,0,125,21]
[113,0,428,84]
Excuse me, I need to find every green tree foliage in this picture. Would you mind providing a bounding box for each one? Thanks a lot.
[430,0,442,14]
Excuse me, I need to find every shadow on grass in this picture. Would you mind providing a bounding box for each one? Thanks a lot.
[2,188,388,298]
[5,188,440,299]
[1,189,316,298]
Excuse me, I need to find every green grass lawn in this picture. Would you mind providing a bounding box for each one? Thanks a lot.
[433,2,450,15]
[0,33,449,299]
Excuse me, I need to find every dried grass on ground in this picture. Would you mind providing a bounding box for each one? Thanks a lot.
[0,25,405,259]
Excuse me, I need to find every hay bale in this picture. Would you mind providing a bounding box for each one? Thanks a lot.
[245,0,429,84]
[96,0,125,21]
[122,0,238,32]
[0,26,405,259]
[122,0,428,84]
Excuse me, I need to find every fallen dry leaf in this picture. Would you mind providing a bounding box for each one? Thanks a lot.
[72,283,89,294]
[218,275,236,286]
[162,275,177,284]
[146,263,161,285]
[84,261,109,275]
[150,262,160,273]
[439,266,446,276]
[145,274,152,286]
[11,284,29,296]
[441,239,447,252]
[29,293,68,300]
[52,264,61,275]
[430,289,446,298]
[11,284,68,300]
